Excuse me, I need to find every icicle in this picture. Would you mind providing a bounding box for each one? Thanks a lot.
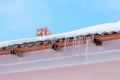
[75,37,77,46]
[42,42,45,50]
[33,43,36,57]
[73,37,77,54]
[33,43,35,51]
[24,43,27,53]
[77,37,81,55]
[49,41,53,53]
[85,39,89,63]
[63,38,67,53]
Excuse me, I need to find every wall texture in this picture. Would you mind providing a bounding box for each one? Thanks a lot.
[0,60,120,80]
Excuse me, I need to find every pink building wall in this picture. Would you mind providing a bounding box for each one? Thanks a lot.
[0,60,120,80]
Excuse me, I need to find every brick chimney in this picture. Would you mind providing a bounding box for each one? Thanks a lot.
[36,27,51,37]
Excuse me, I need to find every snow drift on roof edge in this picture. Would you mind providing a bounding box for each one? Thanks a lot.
[0,20,120,47]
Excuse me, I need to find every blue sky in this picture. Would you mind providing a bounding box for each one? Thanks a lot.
[0,0,120,41]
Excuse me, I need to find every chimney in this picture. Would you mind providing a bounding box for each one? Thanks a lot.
[36,27,51,37]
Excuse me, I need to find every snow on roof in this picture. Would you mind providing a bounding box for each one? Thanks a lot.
[0,20,120,47]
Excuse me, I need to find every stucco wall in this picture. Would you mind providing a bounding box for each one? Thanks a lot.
[0,60,120,80]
